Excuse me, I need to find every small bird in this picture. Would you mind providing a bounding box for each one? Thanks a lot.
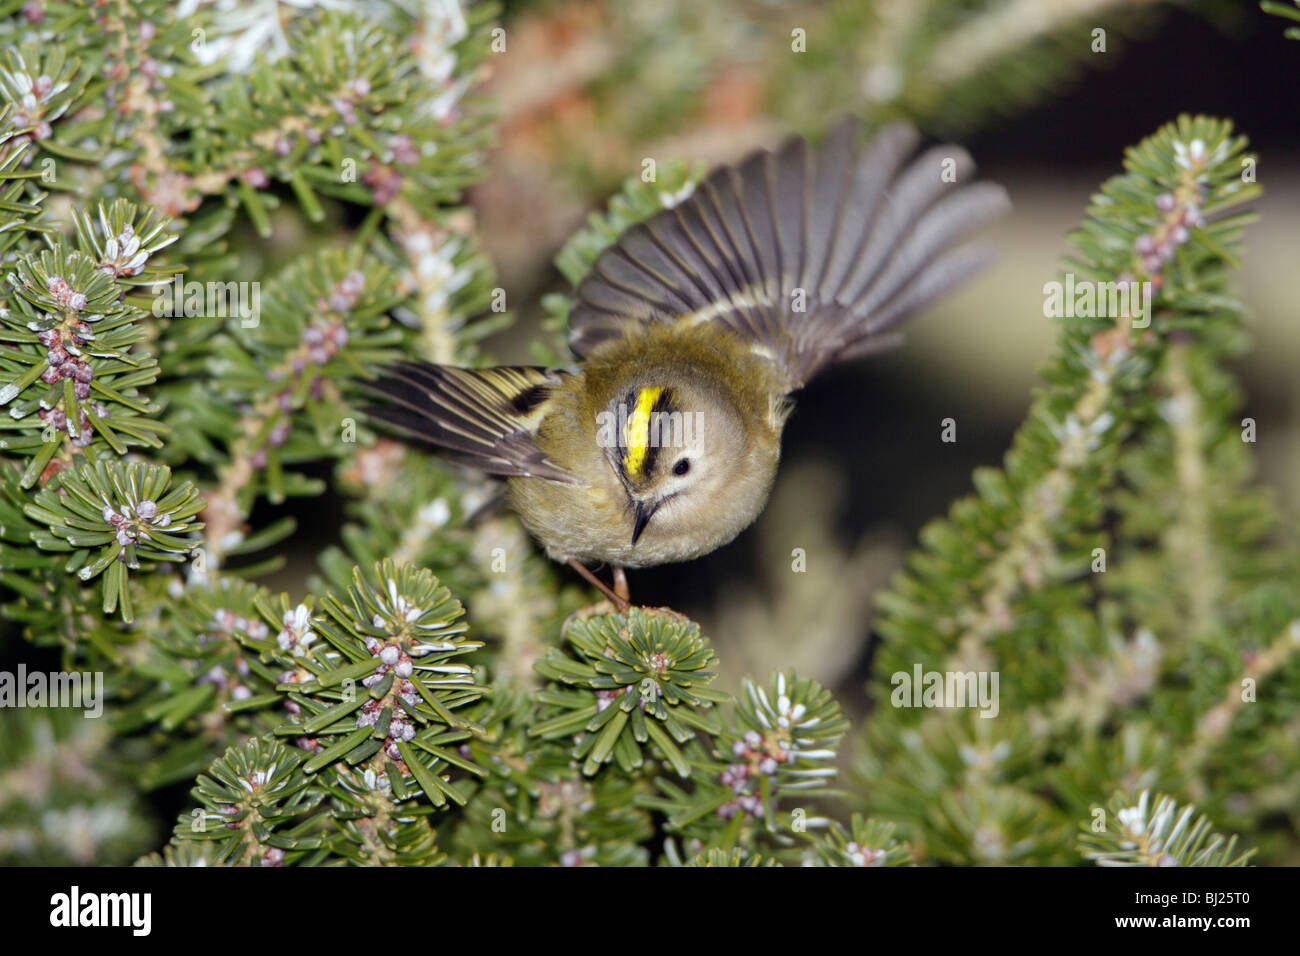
[363,119,1009,609]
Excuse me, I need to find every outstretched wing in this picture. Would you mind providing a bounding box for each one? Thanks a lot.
[567,119,1010,390]
[361,361,581,484]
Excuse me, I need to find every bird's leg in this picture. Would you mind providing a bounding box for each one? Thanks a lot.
[612,567,630,604]
[564,556,630,612]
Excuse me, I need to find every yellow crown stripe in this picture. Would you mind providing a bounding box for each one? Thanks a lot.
[622,386,663,479]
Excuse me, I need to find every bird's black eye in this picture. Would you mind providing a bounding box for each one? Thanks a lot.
[673,458,691,476]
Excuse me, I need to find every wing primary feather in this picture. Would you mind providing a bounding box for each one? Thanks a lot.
[817,122,918,302]
[848,182,1011,321]
[616,228,707,310]
[700,170,765,290]
[806,119,856,299]
[837,145,976,308]
[673,194,748,299]
[567,118,1008,391]
[860,244,999,337]
[770,135,809,300]
[361,363,580,484]
[642,216,728,309]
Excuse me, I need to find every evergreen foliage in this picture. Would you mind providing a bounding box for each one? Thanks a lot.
[858,116,1293,864]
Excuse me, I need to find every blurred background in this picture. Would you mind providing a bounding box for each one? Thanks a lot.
[439,0,1300,705]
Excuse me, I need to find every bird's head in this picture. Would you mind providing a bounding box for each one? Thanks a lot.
[599,378,762,547]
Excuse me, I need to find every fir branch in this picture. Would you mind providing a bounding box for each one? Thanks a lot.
[0,43,89,159]
[1,227,170,482]
[24,459,203,621]
[242,560,486,809]
[0,0,528,867]
[643,672,849,859]
[168,248,403,569]
[117,576,282,788]
[531,607,728,777]
[318,441,572,693]
[802,815,912,867]
[170,736,324,867]
[1079,789,1255,866]
[1180,619,1300,791]
[861,116,1268,864]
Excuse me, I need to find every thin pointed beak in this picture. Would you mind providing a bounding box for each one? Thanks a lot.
[631,500,658,546]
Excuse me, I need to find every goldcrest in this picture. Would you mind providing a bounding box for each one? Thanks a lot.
[365,120,1009,596]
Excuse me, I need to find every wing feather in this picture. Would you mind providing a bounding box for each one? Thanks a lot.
[569,119,1009,390]
[361,362,580,484]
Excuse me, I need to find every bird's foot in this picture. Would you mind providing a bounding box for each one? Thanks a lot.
[564,556,631,613]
